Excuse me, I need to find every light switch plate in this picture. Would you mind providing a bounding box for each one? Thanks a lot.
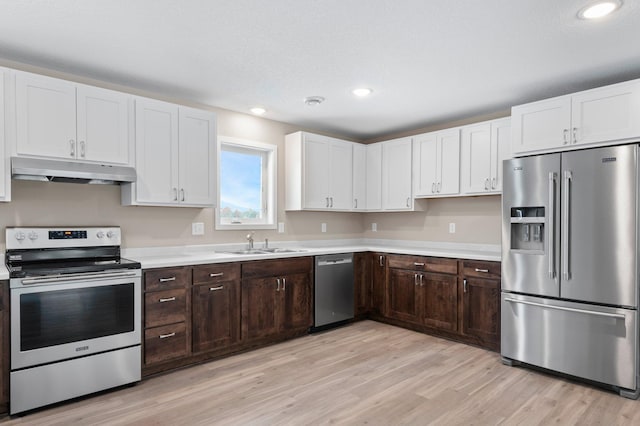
[278,222,285,233]
[372,223,377,232]
[192,222,205,235]
[321,223,327,233]
[449,223,456,234]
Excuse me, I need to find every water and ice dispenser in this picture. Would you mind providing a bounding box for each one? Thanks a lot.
[510,207,545,253]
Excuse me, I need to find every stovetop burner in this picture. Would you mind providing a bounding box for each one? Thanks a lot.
[6,226,140,279]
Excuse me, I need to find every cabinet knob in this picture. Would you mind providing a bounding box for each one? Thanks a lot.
[80,141,86,158]
[572,127,578,144]
[485,178,490,190]
[491,178,496,189]
[563,129,569,145]
[69,139,76,157]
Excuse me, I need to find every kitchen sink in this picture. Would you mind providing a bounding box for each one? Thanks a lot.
[223,248,306,255]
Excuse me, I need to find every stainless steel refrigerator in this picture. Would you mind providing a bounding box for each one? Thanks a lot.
[501,144,639,398]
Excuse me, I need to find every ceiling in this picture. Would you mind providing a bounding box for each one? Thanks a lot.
[1,0,640,141]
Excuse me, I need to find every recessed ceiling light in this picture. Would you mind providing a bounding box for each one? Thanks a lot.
[250,107,266,115]
[352,88,373,97]
[304,96,325,106]
[578,1,622,19]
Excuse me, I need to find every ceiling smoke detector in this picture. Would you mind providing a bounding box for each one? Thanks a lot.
[304,96,325,107]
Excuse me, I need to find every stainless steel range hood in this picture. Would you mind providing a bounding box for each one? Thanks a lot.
[11,157,137,185]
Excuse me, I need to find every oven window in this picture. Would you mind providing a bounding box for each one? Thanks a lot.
[20,283,135,351]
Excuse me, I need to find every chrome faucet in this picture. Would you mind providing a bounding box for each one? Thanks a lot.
[246,231,255,249]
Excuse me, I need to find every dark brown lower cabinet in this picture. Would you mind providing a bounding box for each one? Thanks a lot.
[353,252,371,317]
[191,263,241,353]
[387,268,421,324]
[241,257,313,341]
[370,253,387,317]
[460,261,501,351]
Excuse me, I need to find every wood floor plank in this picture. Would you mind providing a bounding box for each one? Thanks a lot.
[2,320,638,425]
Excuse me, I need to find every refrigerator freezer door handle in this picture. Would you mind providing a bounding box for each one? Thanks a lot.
[562,170,572,281]
[548,172,556,279]
[504,297,625,320]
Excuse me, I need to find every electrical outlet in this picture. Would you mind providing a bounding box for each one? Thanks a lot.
[321,223,327,233]
[278,222,285,233]
[192,222,205,236]
[372,223,377,232]
[449,223,456,234]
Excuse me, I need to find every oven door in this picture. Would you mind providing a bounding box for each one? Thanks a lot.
[11,270,141,370]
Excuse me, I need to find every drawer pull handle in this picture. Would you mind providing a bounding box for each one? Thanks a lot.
[413,262,425,266]
[210,286,224,291]
[474,268,489,273]
[159,297,176,303]
[159,332,176,339]
[159,277,176,283]
[209,272,224,277]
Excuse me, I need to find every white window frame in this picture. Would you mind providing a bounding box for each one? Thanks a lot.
[215,136,277,230]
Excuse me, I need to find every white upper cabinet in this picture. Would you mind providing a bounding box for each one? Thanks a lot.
[122,98,215,207]
[352,142,366,211]
[365,142,382,210]
[413,128,460,197]
[381,137,414,210]
[15,71,131,164]
[512,79,640,156]
[460,117,511,195]
[0,68,8,202]
[285,131,354,211]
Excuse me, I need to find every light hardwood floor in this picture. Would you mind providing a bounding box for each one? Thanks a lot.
[3,320,639,425]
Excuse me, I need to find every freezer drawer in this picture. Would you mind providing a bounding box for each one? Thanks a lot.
[501,293,637,391]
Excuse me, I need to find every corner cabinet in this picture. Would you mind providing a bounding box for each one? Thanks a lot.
[413,129,460,197]
[285,131,354,211]
[122,98,216,207]
[511,78,640,155]
[460,118,511,195]
[14,71,131,165]
[241,257,313,341]
[367,138,417,211]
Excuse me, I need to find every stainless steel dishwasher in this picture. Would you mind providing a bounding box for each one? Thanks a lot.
[314,253,354,329]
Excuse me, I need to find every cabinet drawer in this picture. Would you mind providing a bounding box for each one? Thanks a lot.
[193,263,240,285]
[144,267,190,291]
[145,288,187,328]
[242,257,313,279]
[387,255,458,275]
[462,260,501,280]
[144,322,188,365]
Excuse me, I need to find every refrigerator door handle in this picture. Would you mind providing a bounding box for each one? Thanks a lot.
[504,297,625,320]
[548,172,556,279]
[562,170,572,281]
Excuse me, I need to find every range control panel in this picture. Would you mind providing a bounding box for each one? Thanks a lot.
[6,227,121,249]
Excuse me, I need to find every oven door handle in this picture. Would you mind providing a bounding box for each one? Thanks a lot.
[21,270,139,285]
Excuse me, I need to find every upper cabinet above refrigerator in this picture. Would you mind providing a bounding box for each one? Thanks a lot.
[511,78,640,156]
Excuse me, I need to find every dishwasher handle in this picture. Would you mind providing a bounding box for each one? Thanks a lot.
[317,258,353,267]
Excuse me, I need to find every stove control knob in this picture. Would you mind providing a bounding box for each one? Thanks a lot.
[96,231,105,239]
[28,231,39,241]
[15,231,26,241]
[106,231,115,239]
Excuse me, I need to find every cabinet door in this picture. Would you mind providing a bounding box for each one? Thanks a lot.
[241,277,280,340]
[281,272,312,331]
[462,277,500,349]
[0,70,6,201]
[461,123,492,194]
[134,98,179,204]
[302,135,330,209]
[352,143,366,210]
[329,139,353,210]
[382,137,412,210]
[413,132,438,196]
[365,143,382,210]
[387,268,421,324]
[437,129,460,195]
[571,80,640,146]
[422,273,457,331]
[511,96,571,155]
[354,253,371,316]
[489,118,511,193]
[178,107,216,206]
[192,281,239,353]
[371,253,386,316]
[76,84,130,165]
[15,72,76,159]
